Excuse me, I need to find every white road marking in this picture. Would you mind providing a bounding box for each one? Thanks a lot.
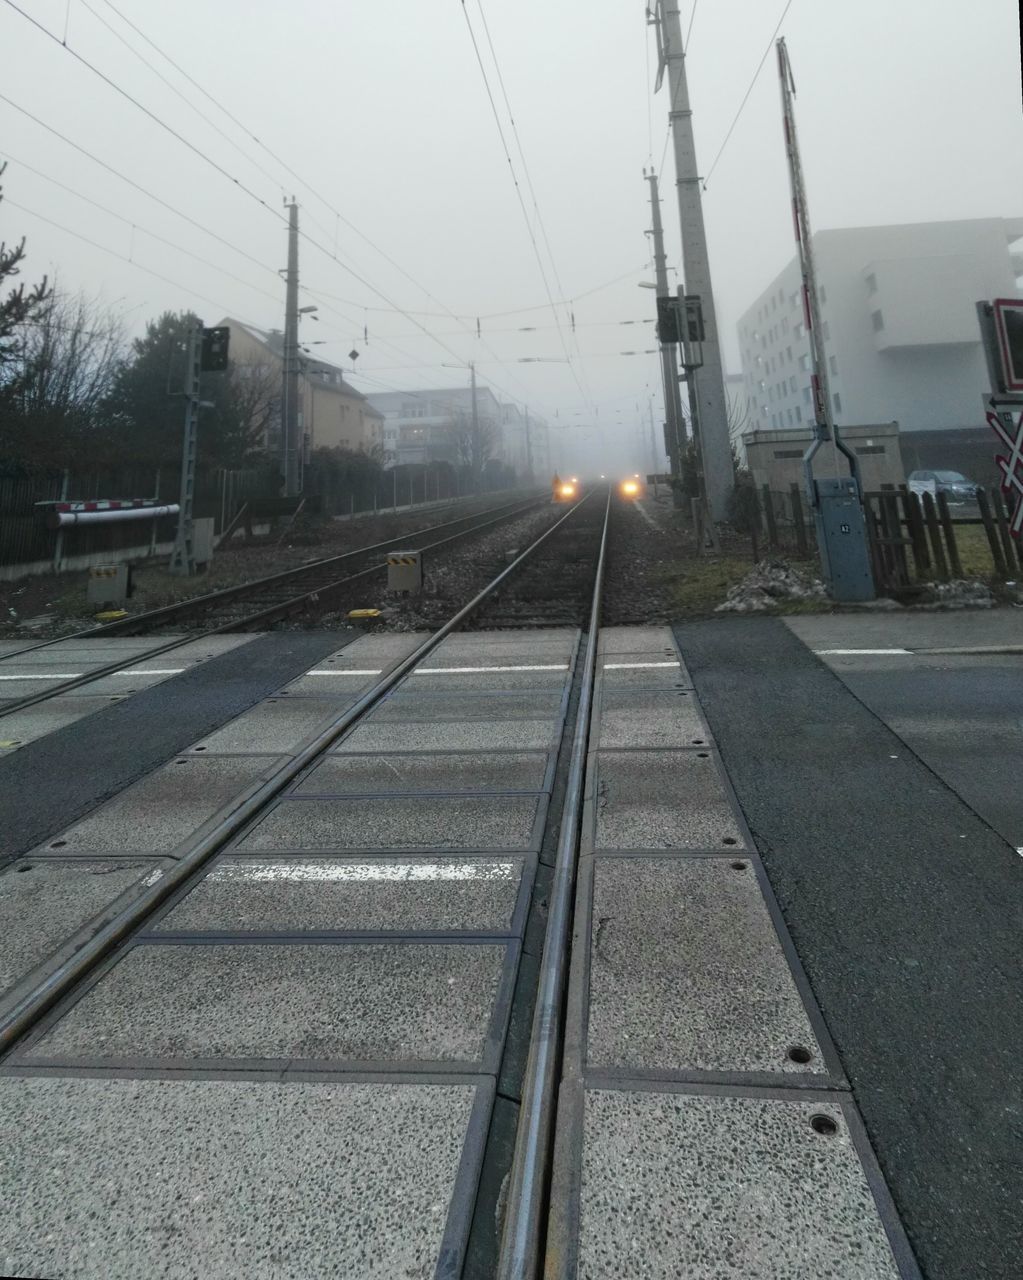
[603,661,680,669]
[306,669,382,676]
[0,673,82,680]
[414,664,569,674]
[206,861,518,882]
[120,668,185,676]
[814,648,912,656]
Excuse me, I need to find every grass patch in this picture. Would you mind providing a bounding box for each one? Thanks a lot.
[653,553,830,618]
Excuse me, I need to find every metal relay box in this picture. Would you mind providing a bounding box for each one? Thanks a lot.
[86,563,132,607]
[387,550,423,592]
[813,478,875,602]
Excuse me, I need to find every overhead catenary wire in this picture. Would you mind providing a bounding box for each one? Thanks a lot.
[0,91,275,280]
[1,0,290,230]
[4,197,263,326]
[460,0,592,414]
[701,0,795,190]
[89,0,539,407]
[0,150,283,305]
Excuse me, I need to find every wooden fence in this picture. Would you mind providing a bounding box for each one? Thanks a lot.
[864,487,1023,593]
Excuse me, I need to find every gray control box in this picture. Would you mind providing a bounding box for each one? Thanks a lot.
[86,563,132,607]
[813,478,875,602]
[387,550,423,593]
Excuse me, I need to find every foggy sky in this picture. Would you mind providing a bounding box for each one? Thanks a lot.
[2,0,1021,474]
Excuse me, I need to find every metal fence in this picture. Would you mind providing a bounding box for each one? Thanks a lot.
[0,466,276,576]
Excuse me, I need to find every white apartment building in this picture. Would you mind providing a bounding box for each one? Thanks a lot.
[737,218,1023,448]
[365,385,503,469]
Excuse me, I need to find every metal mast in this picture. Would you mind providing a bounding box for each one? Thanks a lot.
[776,38,841,486]
[168,318,202,575]
[650,0,733,520]
[645,168,686,498]
[282,199,301,496]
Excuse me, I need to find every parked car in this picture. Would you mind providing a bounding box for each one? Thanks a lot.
[907,470,981,504]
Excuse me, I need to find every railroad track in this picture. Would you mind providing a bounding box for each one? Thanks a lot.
[0,488,611,1279]
[0,493,547,719]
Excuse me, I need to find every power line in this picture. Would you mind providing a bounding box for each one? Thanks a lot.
[2,0,289,229]
[460,1,591,412]
[79,0,288,200]
[0,91,276,279]
[702,0,795,189]
[5,197,262,325]
[1,149,282,304]
[90,0,537,405]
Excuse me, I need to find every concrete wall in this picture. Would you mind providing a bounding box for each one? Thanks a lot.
[744,423,903,494]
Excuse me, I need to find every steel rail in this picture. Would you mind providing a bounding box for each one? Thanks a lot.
[0,495,547,719]
[497,489,611,1280]
[0,493,540,660]
[0,493,597,1058]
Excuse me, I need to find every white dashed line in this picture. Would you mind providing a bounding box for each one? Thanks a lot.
[413,664,569,674]
[306,669,382,676]
[0,673,82,680]
[120,669,186,676]
[207,861,518,882]
[602,661,680,669]
[814,649,912,656]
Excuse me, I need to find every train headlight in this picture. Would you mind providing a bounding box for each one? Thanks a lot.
[559,483,576,497]
[622,480,639,496]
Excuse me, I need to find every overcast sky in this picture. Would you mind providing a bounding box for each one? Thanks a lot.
[2,0,1021,469]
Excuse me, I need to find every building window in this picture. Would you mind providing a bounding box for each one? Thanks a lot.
[786,409,793,426]
[866,273,877,294]
[855,445,885,455]
[772,296,777,311]
[778,288,784,304]
[794,323,803,340]
[790,291,800,309]
[762,405,769,417]
[789,375,797,393]
[786,346,793,363]
[782,316,789,334]
[803,386,811,404]
[872,309,884,331]
[822,320,831,341]
[769,386,774,402]
[795,406,802,423]
[834,391,842,414]
[799,354,809,371]
[829,355,838,376]
[820,285,827,304]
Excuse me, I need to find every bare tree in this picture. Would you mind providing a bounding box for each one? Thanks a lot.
[226,358,280,456]
[450,410,497,487]
[2,288,124,468]
[0,161,48,409]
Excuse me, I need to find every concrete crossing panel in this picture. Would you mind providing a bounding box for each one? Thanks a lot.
[0,1074,484,1280]
[580,857,825,1079]
[294,751,551,796]
[239,794,543,852]
[22,941,508,1067]
[593,689,709,749]
[591,750,749,851]
[334,719,560,753]
[34,755,284,855]
[187,698,349,754]
[558,1086,903,1280]
[0,857,170,1010]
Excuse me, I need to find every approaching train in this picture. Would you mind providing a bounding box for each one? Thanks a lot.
[552,473,580,502]
[618,473,647,500]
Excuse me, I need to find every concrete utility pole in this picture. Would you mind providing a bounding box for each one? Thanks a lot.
[648,396,660,474]
[651,0,733,521]
[470,362,481,492]
[524,407,534,480]
[644,168,686,502]
[282,199,301,496]
[169,319,202,576]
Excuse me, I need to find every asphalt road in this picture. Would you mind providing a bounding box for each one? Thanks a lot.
[675,616,1023,1280]
[0,630,350,860]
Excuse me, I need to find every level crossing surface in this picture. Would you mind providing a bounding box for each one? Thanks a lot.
[0,617,1006,1277]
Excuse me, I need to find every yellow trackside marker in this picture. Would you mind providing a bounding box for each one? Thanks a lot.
[347,608,382,620]
[94,609,129,622]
